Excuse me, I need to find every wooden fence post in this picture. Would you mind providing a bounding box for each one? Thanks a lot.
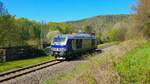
[0,49,6,62]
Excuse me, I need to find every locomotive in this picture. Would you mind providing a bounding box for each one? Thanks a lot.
[50,33,97,60]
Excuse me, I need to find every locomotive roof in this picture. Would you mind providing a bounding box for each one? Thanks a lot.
[54,33,95,39]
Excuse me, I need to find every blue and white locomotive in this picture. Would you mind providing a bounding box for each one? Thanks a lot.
[50,33,97,60]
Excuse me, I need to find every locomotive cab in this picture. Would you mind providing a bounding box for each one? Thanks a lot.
[50,35,68,60]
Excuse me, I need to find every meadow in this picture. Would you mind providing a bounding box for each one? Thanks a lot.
[0,56,54,72]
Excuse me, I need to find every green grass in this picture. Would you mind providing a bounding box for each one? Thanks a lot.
[0,56,54,73]
[116,42,150,84]
[98,41,119,49]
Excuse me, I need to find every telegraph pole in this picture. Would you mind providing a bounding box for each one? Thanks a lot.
[40,21,44,49]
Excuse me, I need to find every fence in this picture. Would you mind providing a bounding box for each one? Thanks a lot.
[0,42,50,62]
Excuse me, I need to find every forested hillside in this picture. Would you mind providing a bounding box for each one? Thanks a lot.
[66,15,130,43]
[67,14,129,30]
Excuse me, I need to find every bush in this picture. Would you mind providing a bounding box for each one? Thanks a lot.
[108,28,126,41]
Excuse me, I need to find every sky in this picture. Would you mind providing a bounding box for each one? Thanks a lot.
[2,0,136,22]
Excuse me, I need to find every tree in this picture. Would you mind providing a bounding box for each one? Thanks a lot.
[108,28,126,41]
[0,16,21,47]
[131,0,150,38]
[82,25,94,33]
[48,22,75,34]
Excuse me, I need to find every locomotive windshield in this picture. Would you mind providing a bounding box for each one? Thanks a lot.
[52,37,66,43]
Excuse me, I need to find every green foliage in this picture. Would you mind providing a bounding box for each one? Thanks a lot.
[0,15,50,48]
[108,28,126,41]
[96,33,102,44]
[48,22,75,34]
[0,15,21,47]
[0,14,75,48]
[82,25,94,33]
[116,42,150,84]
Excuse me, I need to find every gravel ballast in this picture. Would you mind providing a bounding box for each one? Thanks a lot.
[1,60,86,84]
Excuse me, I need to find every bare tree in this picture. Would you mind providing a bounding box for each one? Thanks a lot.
[0,1,9,16]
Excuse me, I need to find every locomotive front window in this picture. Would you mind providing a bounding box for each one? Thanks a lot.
[53,37,65,42]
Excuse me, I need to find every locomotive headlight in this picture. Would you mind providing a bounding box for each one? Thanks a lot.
[61,48,67,51]
[51,48,67,51]
[59,51,64,56]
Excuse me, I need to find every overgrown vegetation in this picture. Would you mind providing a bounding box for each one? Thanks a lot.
[127,0,150,39]
[116,42,150,84]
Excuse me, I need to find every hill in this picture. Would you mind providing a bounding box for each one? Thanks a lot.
[66,14,129,30]
[65,14,130,42]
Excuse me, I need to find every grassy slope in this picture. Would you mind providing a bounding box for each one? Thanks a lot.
[0,56,54,73]
[43,40,148,84]
[116,42,150,84]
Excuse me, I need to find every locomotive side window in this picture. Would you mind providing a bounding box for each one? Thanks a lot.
[79,39,82,48]
[72,39,76,50]
[84,39,90,49]
[76,39,82,49]
[67,39,72,51]
[92,39,95,46]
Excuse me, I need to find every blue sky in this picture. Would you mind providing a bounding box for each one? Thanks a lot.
[2,0,136,22]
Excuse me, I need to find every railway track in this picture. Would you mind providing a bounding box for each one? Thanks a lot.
[0,60,63,83]
[0,49,102,83]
